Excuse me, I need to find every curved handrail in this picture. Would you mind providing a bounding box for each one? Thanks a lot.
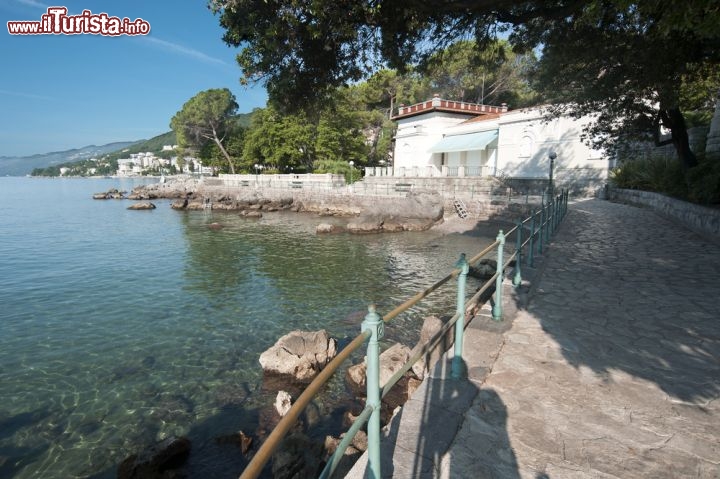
[239,189,570,479]
[239,331,371,479]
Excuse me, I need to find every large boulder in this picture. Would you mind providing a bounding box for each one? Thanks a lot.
[259,330,338,383]
[469,259,498,279]
[346,343,412,394]
[410,316,453,380]
[346,190,444,234]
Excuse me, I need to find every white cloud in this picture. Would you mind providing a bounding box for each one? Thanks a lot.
[141,37,230,67]
[0,89,54,101]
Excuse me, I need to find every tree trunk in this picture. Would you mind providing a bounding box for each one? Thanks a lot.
[705,94,720,162]
[211,127,236,174]
[660,107,698,171]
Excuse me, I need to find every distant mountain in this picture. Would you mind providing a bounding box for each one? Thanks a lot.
[0,141,141,176]
[101,131,176,161]
[2,111,254,176]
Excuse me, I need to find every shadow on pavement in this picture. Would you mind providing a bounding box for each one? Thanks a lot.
[364,358,520,478]
[526,200,720,404]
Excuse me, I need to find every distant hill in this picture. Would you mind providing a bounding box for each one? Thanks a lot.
[0,141,140,176]
[102,131,177,161]
[2,112,254,176]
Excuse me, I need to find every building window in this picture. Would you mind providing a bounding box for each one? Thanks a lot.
[519,135,534,158]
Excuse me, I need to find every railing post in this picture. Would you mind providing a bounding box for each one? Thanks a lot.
[452,254,469,379]
[538,204,545,255]
[361,305,384,479]
[544,200,551,243]
[492,230,505,321]
[513,219,522,287]
[527,211,535,268]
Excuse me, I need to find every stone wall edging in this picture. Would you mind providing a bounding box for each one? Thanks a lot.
[609,188,720,238]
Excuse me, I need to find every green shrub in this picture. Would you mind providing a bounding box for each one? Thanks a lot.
[610,156,688,198]
[687,157,720,204]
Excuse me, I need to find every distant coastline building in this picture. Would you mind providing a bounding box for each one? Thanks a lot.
[116,152,170,176]
[383,95,613,194]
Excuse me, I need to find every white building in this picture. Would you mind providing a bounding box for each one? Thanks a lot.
[388,96,613,194]
[117,159,134,176]
[116,152,166,176]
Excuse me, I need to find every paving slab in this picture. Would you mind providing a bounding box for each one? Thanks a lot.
[347,199,720,478]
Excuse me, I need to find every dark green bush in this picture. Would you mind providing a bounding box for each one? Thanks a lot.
[611,154,720,205]
[687,157,720,204]
[610,156,687,197]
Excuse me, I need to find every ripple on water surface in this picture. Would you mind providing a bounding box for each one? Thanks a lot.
[0,177,501,478]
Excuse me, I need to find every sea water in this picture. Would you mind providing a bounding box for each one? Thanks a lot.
[0,177,497,478]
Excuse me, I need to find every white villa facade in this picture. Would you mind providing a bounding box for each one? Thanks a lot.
[383,96,613,194]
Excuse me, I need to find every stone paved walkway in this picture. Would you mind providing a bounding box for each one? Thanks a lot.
[442,199,720,478]
[347,198,720,478]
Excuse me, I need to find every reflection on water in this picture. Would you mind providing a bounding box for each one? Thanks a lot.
[0,178,499,478]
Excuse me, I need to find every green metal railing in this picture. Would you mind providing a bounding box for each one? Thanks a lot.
[239,190,569,479]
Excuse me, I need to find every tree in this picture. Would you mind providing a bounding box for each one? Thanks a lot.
[199,117,247,174]
[242,106,317,172]
[359,69,430,120]
[209,0,588,108]
[170,88,239,173]
[423,39,537,107]
[242,91,371,172]
[212,0,719,168]
[526,3,720,171]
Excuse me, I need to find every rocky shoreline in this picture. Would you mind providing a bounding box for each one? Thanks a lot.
[100,177,502,477]
[94,177,447,234]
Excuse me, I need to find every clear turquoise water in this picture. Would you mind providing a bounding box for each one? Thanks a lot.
[0,177,496,478]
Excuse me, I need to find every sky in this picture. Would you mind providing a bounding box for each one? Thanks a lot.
[0,0,268,157]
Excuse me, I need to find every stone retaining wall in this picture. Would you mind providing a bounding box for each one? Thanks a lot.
[609,188,720,238]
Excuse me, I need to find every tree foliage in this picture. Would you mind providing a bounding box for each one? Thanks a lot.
[527,2,720,170]
[212,0,720,170]
[170,88,239,173]
[242,89,372,173]
[209,0,592,109]
[424,39,537,107]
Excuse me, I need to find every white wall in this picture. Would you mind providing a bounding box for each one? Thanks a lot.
[392,105,612,188]
[495,109,610,185]
[393,112,478,173]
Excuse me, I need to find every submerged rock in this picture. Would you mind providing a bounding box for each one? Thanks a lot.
[240,210,263,218]
[117,436,191,479]
[127,202,156,210]
[92,188,125,200]
[316,223,344,234]
[215,431,253,456]
[272,432,324,479]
